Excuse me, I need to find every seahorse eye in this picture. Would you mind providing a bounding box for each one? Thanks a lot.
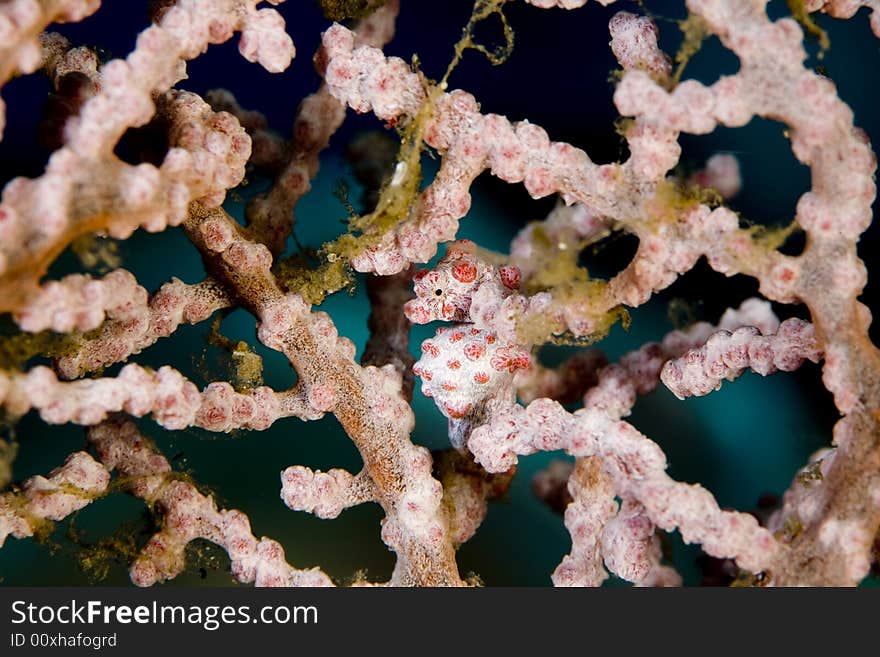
[434,289,443,297]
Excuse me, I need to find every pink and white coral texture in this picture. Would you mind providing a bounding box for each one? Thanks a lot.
[0,0,878,587]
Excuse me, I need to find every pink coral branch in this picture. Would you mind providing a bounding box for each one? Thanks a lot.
[88,417,331,587]
[470,398,778,572]
[0,363,324,430]
[600,499,672,584]
[0,451,109,548]
[281,466,376,519]
[650,0,880,585]
[537,457,683,587]
[467,298,791,576]
[0,0,294,312]
[608,10,671,81]
[661,318,823,399]
[14,269,148,333]
[526,298,820,584]
[54,277,231,380]
[205,88,288,173]
[551,457,617,587]
[0,0,101,135]
[321,19,799,338]
[183,203,464,586]
[434,449,514,547]
[246,0,400,253]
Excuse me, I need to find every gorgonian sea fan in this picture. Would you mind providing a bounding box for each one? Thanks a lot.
[0,0,878,587]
